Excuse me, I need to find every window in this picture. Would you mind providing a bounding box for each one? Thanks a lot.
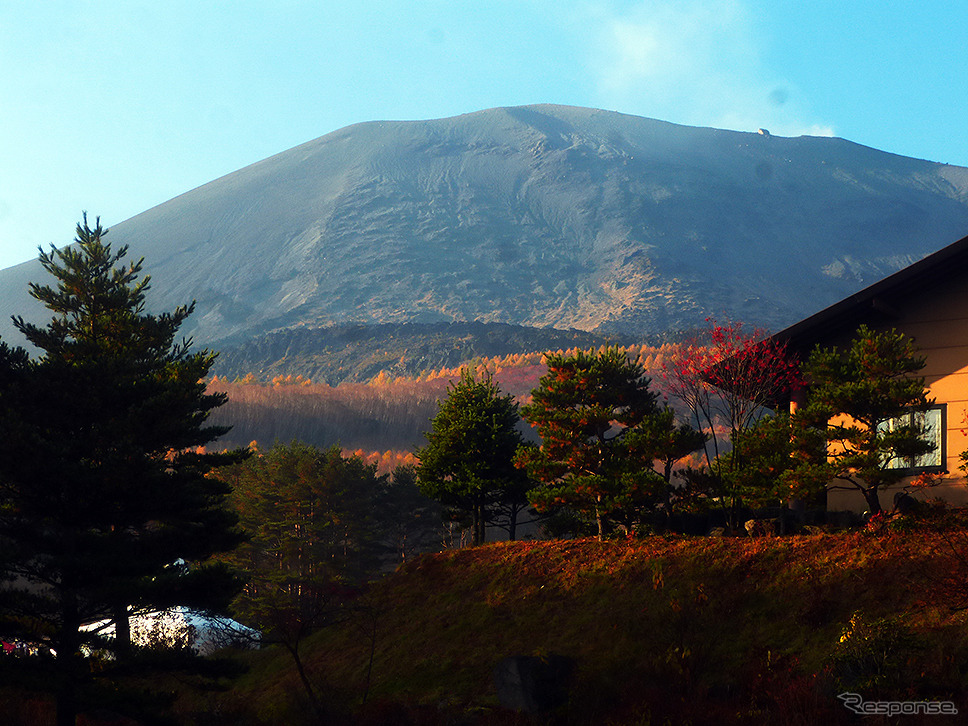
[878,405,945,471]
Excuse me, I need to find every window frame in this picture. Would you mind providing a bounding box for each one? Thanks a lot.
[878,403,946,474]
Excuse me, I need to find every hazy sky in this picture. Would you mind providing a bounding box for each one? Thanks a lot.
[1,1,965,270]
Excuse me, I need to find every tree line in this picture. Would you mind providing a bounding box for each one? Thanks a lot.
[209,320,640,385]
[414,320,943,541]
[213,339,686,388]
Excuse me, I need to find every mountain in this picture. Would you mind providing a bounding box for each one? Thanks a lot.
[4,104,968,351]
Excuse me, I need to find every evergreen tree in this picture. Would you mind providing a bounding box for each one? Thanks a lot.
[517,347,704,539]
[416,369,531,545]
[217,442,387,721]
[0,216,245,725]
[718,412,799,507]
[789,325,934,514]
[221,442,385,623]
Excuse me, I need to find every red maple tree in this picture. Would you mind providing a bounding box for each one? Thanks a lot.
[661,320,801,516]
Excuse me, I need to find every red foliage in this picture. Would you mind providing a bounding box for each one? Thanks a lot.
[661,318,801,466]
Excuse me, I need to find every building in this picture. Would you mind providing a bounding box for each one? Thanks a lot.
[771,232,968,511]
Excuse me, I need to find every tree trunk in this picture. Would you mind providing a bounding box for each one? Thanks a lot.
[471,501,480,546]
[113,601,131,659]
[284,641,327,723]
[864,485,882,516]
[477,500,486,545]
[56,589,80,726]
[56,675,76,726]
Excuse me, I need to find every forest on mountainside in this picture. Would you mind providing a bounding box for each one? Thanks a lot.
[209,321,655,385]
[207,341,689,464]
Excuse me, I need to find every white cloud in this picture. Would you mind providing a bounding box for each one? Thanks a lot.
[584,0,833,138]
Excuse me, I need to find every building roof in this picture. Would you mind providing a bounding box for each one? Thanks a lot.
[770,232,968,358]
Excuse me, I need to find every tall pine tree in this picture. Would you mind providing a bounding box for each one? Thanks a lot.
[517,347,704,539]
[0,216,246,725]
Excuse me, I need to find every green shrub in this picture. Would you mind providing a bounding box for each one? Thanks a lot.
[826,610,923,695]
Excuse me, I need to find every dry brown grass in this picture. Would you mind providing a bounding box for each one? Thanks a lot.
[167,528,968,725]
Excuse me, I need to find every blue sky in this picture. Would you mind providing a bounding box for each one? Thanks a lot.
[1,0,965,270]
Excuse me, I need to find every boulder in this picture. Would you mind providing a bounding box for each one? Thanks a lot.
[493,654,574,713]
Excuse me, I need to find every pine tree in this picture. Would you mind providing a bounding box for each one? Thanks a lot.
[378,464,443,564]
[789,325,934,514]
[217,442,387,722]
[416,368,531,545]
[0,216,246,725]
[517,347,704,539]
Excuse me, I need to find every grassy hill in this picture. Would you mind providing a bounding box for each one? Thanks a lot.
[173,526,968,725]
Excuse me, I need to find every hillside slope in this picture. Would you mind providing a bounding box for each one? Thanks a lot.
[3,105,968,350]
[178,532,968,724]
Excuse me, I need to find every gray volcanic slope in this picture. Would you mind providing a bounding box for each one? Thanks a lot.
[4,104,968,347]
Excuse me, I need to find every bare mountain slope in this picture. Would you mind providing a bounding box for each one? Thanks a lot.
[4,104,968,348]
